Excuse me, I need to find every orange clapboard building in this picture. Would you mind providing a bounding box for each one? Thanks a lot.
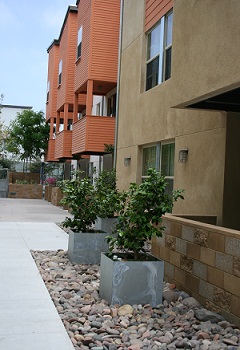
[45,1,120,163]
[72,0,120,156]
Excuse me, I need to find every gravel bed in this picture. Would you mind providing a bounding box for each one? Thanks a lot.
[31,250,240,350]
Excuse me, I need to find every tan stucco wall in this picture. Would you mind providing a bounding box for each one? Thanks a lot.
[172,0,240,107]
[116,0,231,224]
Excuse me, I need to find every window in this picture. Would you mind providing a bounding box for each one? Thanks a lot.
[107,94,116,116]
[142,141,175,195]
[46,81,50,102]
[146,10,173,90]
[77,26,82,59]
[58,60,62,85]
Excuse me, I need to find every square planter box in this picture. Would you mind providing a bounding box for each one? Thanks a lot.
[68,230,109,265]
[99,252,164,306]
[94,217,118,234]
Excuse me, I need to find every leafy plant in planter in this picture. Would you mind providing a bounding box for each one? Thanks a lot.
[107,168,184,260]
[94,169,121,233]
[59,171,109,264]
[60,171,97,232]
[99,168,184,306]
[94,169,121,218]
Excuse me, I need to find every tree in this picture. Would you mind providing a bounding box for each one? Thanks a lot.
[5,110,49,172]
[0,94,4,155]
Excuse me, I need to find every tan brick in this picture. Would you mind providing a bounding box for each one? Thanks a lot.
[199,280,214,301]
[225,237,240,258]
[164,262,174,279]
[213,287,231,311]
[169,250,180,267]
[224,273,240,297]
[194,228,208,247]
[215,252,233,274]
[174,267,187,285]
[165,235,176,250]
[159,246,170,262]
[187,242,201,260]
[151,243,160,258]
[230,295,240,317]
[186,273,200,293]
[200,247,215,266]
[233,257,240,277]
[208,231,225,252]
[170,222,182,238]
[180,255,193,273]
[207,266,224,288]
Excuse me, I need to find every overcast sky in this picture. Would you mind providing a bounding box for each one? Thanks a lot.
[0,0,74,113]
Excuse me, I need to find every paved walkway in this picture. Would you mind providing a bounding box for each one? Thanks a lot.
[0,198,75,350]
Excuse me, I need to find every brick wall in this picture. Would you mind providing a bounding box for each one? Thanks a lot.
[151,215,240,326]
[51,187,64,206]
[8,184,43,199]
[9,172,40,184]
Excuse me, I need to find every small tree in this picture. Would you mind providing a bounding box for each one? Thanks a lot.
[59,171,98,232]
[94,169,121,218]
[107,169,184,260]
[5,110,49,172]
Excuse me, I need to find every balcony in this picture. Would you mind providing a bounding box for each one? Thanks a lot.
[55,130,73,160]
[45,139,58,162]
[72,115,115,155]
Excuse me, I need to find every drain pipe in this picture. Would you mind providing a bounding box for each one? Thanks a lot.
[113,0,124,170]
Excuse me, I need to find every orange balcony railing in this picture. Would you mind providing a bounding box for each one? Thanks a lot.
[72,115,115,155]
[45,139,58,162]
[55,130,73,159]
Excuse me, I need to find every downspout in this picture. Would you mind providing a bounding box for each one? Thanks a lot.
[113,0,124,170]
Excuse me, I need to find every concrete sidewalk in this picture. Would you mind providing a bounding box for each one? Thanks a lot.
[0,199,75,350]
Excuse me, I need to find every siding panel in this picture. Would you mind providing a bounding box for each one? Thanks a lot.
[46,44,59,121]
[72,115,115,154]
[55,130,73,159]
[145,0,173,31]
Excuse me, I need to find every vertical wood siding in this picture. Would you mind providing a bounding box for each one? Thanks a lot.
[145,0,173,31]
[45,139,57,162]
[75,0,91,92]
[57,9,78,110]
[72,118,87,154]
[72,115,115,154]
[90,0,120,82]
[54,130,73,159]
[75,0,120,92]
[46,44,59,121]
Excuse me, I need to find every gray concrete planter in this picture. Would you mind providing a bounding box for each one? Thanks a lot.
[68,230,109,265]
[94,216,118,234]
[99,252,164,306]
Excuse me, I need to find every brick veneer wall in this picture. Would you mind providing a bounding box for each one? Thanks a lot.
[8,172,40,184]
[51,187,64,206]
[8,184,43,199]
[151,215,240,326]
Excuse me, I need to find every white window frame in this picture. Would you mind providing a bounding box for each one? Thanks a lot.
[142,141,175,179]
[146,10,173,91]
[46,80,50,102]
[58,60,62,85]
[77,26,83,59]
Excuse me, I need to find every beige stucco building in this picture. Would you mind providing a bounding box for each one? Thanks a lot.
[116,0,240,230]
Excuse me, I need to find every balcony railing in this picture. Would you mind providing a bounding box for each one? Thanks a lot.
[45,139,57,162]
[55,130,73,159]
[72,115,115,155]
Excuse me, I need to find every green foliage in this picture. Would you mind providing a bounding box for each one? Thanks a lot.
[15,179,37,184]
[94,169,121,218]
[0,158,15,170]
[59,171,98,232]
[107,168,184,260]
[5,110,49,164]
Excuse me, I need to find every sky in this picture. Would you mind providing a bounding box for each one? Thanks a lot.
[0,0,75,113]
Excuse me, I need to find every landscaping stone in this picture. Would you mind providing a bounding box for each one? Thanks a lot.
[31,250,240,350]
